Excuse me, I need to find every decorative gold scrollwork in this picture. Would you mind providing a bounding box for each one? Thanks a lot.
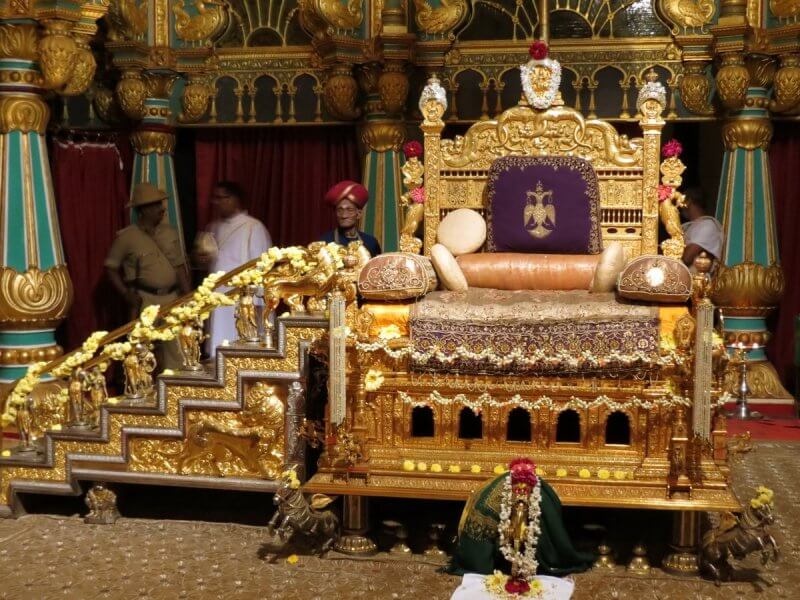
[721,118,772,150]
[0,95,49,133]
[679,62,714,116]
[323,65,361,121]
[413,0,468,35]
[107,0,148,41]
[179,78,212,123]
[770,0,800,18]
[659,0,715,31]
[38,20,77,90]
[116,69,148,120]
[770,54,800,113]
[173,0,229,44]
[61,34,97,97]
[715,54,749,110]
[131,130,177,155]
[314,0,364,30]
[0,22,39,60]
[710,262,785,316]
[439,105,642,169]
[0,265,73,327]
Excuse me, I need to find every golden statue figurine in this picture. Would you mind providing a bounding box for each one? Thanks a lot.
[123,342,156,400]
[15,396,37,453]
[67,368,90,428]
[235,285,259,343]
[87,367,109,427]
[178,316,205,371]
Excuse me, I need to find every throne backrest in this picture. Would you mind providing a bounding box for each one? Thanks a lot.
[486,155,603,255]
[421,103,664,261]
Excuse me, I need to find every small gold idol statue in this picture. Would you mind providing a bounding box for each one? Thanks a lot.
[84,484,120,525]
[15,396,38,454]
[178,316,205,371]
[123,342,156,400]
[235,285,260,343]
[86,367,108,428]
[67,368,91,428]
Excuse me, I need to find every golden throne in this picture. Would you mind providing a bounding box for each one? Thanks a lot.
[307,70,737,514]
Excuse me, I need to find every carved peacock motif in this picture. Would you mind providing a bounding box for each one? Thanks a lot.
[173,0,229,44]
[413,0,468,35]
[660,0,715,30]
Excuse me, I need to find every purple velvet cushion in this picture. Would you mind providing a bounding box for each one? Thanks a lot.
[486,156,603,254]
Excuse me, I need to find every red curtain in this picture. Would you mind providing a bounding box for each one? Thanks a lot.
[194,127,361,246]
[51,134,133,350]
[768,123,800,391]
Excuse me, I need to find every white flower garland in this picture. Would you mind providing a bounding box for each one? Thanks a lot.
[498,473,542,580]
[397,390,726,414]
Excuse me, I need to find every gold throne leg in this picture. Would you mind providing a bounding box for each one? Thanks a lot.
[334,495,377,556]
[662,510,700,575]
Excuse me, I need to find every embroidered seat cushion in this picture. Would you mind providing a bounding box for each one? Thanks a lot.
[486,156,603,255]
[410,289,659,376]
[357,253,438,300]
[617,255,692,303]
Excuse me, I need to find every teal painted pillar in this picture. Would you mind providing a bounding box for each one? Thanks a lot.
[129,89,187,264]
[0,22,72,383]
[360,115,404,253]
[712,87,790,398]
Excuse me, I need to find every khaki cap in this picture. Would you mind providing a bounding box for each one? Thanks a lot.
[128,182,168,208]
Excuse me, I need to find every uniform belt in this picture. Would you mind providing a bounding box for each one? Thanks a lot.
[134,284,176,296]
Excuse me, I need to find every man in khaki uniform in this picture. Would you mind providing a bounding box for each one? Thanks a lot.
[105,182,190,371]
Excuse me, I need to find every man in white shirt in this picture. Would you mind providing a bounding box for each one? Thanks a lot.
[196,182,272,355]
[680,187,724,271]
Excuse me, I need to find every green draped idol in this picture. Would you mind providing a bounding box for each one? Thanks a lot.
[448,475,595,576]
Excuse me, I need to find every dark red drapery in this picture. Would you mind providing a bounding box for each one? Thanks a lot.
[194,126,361,247]
[51,135,133,350]
[768,122,800,391]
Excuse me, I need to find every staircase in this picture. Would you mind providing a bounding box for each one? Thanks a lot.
[0,315,327,517]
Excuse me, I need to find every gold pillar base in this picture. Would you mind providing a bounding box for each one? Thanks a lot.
[626,544,651,575]
[662,511,700,576]
[723,360,794,400]
[334,495,377,556]
[593,544,616,570]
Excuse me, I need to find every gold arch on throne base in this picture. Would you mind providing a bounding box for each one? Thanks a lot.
[420,101,664,260]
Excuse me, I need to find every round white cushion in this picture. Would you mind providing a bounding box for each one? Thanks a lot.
[437,209,486,256]
[430,244,468,291]
[590,241,626,293]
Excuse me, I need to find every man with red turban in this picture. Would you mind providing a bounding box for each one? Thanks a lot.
[319,180,382,256]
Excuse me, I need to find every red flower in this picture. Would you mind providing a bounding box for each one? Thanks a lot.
[410,187,425,204]
[403,141,423,160]
[505,578,531,595]
[662,139,683,158]
[658,184,673,203]
[510,458,538,486]
[529,41,548,61]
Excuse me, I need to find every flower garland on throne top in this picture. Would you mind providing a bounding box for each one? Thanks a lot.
[521,41,562,110]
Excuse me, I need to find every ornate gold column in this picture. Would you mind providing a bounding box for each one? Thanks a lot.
[0,0,106,400]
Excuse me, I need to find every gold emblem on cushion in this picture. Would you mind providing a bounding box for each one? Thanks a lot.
[524,181,555,239]
[357,253,438,300]
[617,256,692,303]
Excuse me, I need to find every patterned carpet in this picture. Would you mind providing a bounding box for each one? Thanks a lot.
[0,442,796,599]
